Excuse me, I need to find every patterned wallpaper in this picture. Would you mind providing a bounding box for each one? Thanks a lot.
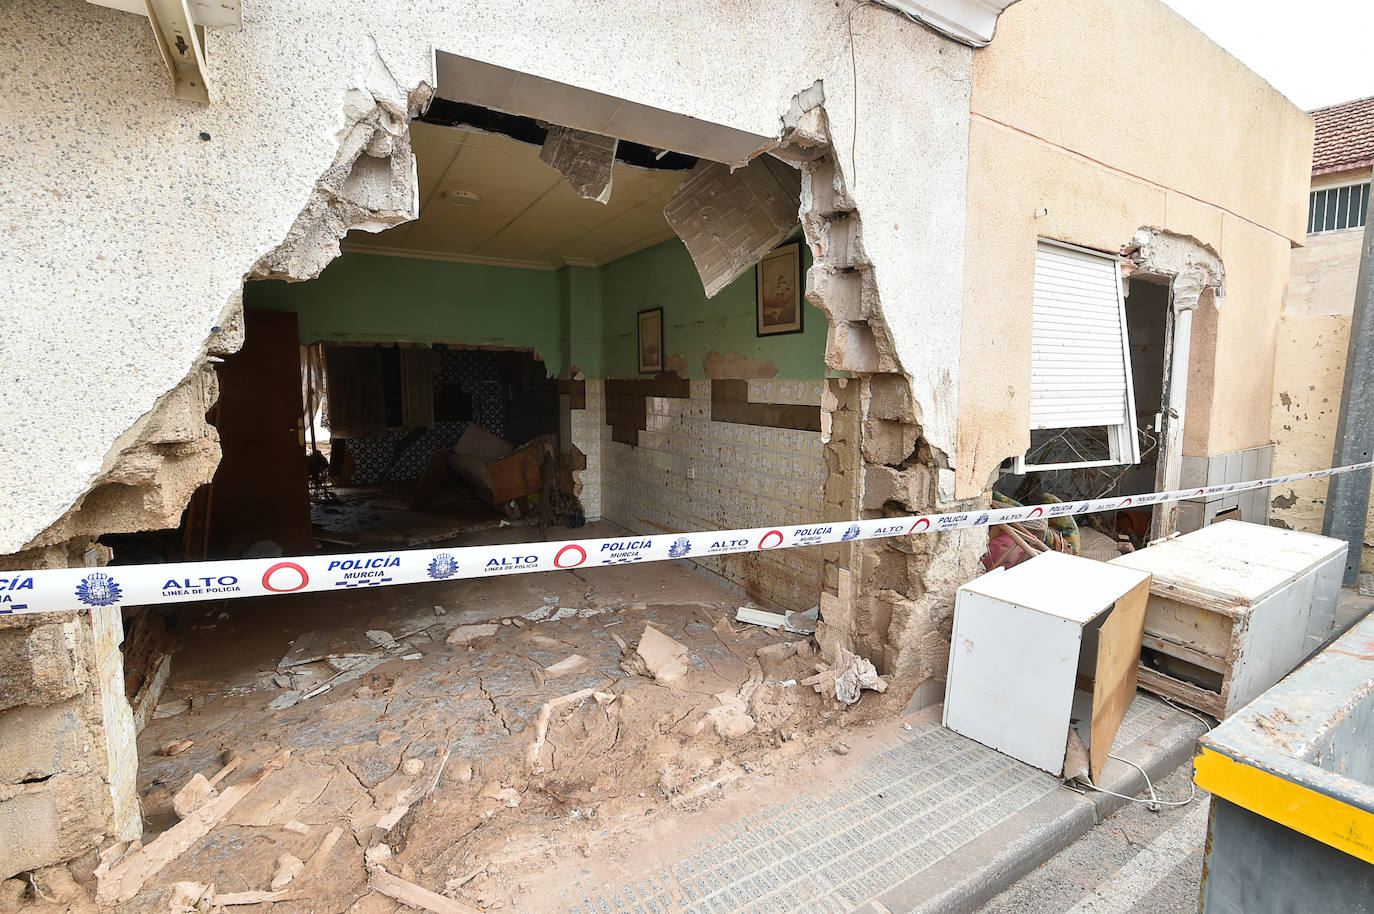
[342,346,557,485]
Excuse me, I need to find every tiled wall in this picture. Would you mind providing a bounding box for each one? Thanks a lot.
[570,379,826,613]
[345,347,558,484]
[1178,444,1275,532]
[568,380,605,521]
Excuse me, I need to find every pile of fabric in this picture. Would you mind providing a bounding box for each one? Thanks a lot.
[981,492,1080,571]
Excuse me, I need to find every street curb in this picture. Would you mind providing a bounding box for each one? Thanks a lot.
[858,705,1212,914]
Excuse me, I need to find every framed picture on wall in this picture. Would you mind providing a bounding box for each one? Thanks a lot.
[638,307,663,373]
[757,241,803,336]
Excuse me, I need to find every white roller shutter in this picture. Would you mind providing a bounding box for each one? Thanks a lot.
[1017,240,1139,472]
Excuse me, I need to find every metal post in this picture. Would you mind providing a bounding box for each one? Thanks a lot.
[1322,199,1374,585]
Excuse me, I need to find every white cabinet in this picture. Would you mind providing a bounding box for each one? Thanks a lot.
[943,552,1152,782]
[1109,521,1347,718]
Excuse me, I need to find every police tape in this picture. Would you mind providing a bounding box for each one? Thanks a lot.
[3,461,1369,618]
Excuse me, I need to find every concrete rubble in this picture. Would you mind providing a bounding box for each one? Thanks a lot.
[14,546,904,913]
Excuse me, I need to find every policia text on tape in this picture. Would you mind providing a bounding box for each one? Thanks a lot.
[3,462,1368,618]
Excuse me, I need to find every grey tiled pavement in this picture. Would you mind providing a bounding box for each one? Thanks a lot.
[556,696,1174,914]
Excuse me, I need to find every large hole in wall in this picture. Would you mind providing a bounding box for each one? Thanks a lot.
[91,87,889,907]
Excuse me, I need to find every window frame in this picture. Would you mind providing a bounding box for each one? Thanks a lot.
[1307,180,1371,235]
[1013,239,1141,474]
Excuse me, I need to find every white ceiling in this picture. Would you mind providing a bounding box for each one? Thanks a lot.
[341,121,689,270]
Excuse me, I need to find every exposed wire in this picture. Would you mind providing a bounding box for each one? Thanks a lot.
[1061,753,1198,812]
[1157,695,1217,731]
[847,0,871,189]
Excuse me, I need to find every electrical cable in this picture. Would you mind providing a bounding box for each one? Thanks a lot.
[1061,752,1199,811]
[847,0,871,188]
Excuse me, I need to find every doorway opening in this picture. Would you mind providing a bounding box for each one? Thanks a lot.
[994,270,1175,558]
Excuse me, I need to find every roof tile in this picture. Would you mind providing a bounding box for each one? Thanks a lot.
[1310,95,1374,175]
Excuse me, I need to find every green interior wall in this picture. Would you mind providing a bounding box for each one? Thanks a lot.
[597,235,825,379]
[246,253,568,375]
[244,235,826,382]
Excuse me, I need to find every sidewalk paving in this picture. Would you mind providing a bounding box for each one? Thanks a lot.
[553,693,1209,914]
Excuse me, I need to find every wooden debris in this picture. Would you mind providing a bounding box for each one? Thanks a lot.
[525,688,614,770]
[375,805,411,831]
[367,867,486,914]
[208,755,243,787]
[307,825,345,870]
[171,773,216,819]
[157,738,194,757]
[422,748,451,801]
[96,750,290,904]
[735,606,787,630]
[216,889,291,906]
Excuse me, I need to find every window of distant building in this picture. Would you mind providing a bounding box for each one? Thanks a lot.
[1308,182,1370,234]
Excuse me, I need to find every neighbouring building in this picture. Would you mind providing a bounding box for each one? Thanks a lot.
[1270,95,1374,565]
[0,0,1312,888]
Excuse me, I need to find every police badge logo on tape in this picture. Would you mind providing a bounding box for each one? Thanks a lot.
[76,573,122,607]
[427,553,459,580]
[842,524,861,541]
[669,537,692,558]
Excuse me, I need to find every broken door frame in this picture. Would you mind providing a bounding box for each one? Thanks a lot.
[1143,277,1211,542]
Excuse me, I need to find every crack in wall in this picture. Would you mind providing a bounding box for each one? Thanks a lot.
[775,99,983,695]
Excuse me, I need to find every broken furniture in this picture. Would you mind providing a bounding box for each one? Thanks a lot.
[446,424,556,508]
[943,551,1152,783]
[1110,520,1347,719]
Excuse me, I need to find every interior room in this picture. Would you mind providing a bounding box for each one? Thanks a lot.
[105,98,869,911]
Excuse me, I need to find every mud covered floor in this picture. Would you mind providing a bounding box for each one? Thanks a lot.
[89,523,901,913]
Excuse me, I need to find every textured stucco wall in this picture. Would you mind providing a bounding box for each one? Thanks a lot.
[0,0,971,555]
[953,0,1314,495]
[1270,167,1374,568]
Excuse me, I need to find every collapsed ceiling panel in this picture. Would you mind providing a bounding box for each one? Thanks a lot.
[540,125,618,204]
[663,156,802,298]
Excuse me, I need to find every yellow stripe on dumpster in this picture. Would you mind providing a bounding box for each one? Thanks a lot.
[1194,746,1374,865]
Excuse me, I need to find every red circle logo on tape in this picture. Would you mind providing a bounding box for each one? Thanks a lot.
[909,517,930,533]
[262,562,309,593]
[555,544,587,568]
[759,530,784,550]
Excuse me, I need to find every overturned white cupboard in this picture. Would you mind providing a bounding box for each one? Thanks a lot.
[943,552,1152,782]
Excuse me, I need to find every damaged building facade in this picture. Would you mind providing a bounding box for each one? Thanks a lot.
[0,0,1312,893]
[1270,95,1374,562]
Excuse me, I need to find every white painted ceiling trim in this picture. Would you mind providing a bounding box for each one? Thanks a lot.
[874,0,1020,47]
